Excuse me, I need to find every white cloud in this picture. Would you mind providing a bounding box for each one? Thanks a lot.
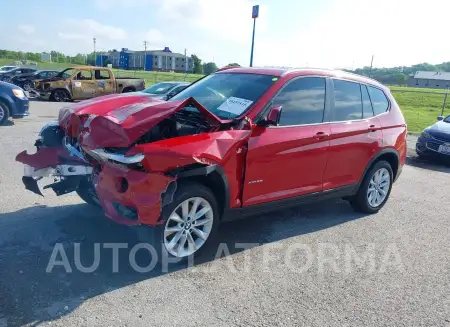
[56,19,128,53]
[94,0,150,10]
[144,28,164,43]
[18,24,35,35]
[157,0,268,42]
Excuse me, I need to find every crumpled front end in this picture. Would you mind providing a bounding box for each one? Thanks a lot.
[94,163,176,226]
[15,121,93,197]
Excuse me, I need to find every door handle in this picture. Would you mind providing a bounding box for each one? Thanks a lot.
[314,131,329,140]
[368,124,378,132]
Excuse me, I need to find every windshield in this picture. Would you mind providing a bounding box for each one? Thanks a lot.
[143,83,178,95]
[169,73,277,119]
[0,66,15,72]
[444,115,450,123]
[57,68,76,79]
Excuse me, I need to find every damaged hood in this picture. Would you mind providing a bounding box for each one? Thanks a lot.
[58,93,229,150]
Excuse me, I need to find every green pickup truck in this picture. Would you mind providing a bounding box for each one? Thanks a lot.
[37,66,145,102]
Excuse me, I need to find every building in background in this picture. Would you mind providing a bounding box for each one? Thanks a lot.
[408,71,450,89]
[96,47,194,73]
[40,52,51,62]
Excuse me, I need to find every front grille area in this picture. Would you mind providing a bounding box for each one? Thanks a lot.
[426,142,440,151]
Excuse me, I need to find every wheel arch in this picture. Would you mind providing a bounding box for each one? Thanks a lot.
[164,164,230,219]
[358,148,400,188]
[51,88,72,100]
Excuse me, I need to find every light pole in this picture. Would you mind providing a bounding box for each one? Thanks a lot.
[249,5,259,67]
[143,40,148,71]
[93,38,96,66]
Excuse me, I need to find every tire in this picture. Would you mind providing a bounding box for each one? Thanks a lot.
[136,182,221,264]
[350,160,393,214]
[122,87,135,93]
[23,81,33,91]
[76,177,100,207]
[0,101,10,125]
[51,89,70,102]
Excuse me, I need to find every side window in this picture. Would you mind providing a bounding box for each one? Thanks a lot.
[95,70,111,80]
[367,86,389,115]
[361,85,374,118]
[48,71,58,77]
[275,77,326,126]
[39,72,48,78]
[76,70,92,80]
[332,79,362,121]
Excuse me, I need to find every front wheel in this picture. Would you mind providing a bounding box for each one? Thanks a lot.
[51,89,70,102]
[136,182,220,262]
[0,101,10,125]
[350,160,393,214]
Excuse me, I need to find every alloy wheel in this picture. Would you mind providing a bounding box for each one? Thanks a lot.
[0,105,4,122]
[367,168,390,208]
[164,197,214,258]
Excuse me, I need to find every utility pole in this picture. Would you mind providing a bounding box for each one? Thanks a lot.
[184,48,187,73]
[93,38,96,66]
[143,41,148,71]
[369,54,374,77]
[250,5,259,67]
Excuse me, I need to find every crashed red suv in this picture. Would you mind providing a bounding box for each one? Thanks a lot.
[16,67,407,259]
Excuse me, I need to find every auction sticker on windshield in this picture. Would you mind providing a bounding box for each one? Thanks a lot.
[217,97,253,115]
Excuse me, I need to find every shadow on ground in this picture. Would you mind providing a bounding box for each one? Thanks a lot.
[405,155,450,173]
[0,199,367,326]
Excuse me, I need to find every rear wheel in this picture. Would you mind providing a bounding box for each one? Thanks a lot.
[350,160,393,214]
[0,101,10,125]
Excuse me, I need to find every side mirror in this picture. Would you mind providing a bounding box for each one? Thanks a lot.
[437,116,444,121]
[260,105,282,127]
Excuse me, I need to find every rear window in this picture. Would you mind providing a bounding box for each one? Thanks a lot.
[367,86,389,115]
[332,80,362,121]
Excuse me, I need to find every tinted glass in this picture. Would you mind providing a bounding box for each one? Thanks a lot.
[332,80,362,121]
[361,85,374,118]
[170,73,276,119]
[274,77,326,126]
[38,72,47,78]
[143,82,178,95]
[367,86,389,115]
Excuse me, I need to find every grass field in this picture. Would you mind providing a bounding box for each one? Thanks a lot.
[1,58,448,132]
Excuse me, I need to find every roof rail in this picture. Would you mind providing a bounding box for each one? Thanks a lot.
[216,65,241,72]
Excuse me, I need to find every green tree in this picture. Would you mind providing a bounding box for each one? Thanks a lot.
[203,62,218,74]
[191,54,203,74]
[227,63,240,67]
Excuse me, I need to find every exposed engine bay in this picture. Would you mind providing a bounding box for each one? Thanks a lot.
[135,107,216,144]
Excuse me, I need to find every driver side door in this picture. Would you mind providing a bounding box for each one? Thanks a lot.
[242,77,331,206]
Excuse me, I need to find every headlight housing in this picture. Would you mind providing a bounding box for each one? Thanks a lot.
[12,89,27,99]
[421,131,432,139]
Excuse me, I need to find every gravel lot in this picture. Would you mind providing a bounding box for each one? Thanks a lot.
[0,101,449,327]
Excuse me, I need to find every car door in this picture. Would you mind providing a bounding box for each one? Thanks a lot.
[94,69,115,97]
[71,69,97,100]
[322,80,383,190]
[242,77,331,207]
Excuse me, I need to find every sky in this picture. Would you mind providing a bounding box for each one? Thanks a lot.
[2,0,450,69]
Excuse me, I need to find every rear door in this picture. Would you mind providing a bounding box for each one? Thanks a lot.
[322,80,383,190]
[71,69,97,100]
[243,77,331,206]
[94,69,115,97]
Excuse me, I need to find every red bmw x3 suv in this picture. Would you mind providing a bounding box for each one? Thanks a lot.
[17,67,407,259]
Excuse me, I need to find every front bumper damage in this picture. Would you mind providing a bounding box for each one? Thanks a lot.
[16,145,92,197]
[94,163,175,226]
